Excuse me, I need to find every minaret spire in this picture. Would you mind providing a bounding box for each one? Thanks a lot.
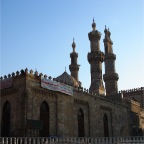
[103,26,119,95]
[65,67,66,72]
[69,38,80,81]
[72,37,76,52]
[87,20,105,95]
[92,18,96,31]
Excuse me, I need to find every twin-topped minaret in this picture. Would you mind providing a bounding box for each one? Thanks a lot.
[69,20,119,95]
[103,26,119,95]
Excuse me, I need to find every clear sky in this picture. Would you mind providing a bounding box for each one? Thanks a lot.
[1,0,144,91]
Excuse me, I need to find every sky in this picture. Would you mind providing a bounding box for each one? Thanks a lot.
[1,0,144,91]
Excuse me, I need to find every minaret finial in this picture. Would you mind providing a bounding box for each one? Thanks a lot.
[105,25,106,29]
[65,67,66,72]
[72,37,76,52]
[92,18,96,31]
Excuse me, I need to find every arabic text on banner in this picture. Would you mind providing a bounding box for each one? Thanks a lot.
[41,78,73,96]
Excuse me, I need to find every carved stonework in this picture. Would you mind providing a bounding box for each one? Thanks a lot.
[74,98,89,106]
[103,73,119,81]
[1,87,17,96]
[100,105,112,111]
[31,87,54,96]
[88,51,104,63]
[87,21,105,95]
[104,53,116,60]
[103,27,119,95]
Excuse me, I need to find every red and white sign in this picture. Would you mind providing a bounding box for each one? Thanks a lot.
[41,78,73,96]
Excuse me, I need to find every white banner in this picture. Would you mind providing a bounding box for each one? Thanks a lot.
[41,78,73,96]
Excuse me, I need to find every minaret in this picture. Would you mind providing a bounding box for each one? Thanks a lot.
[69,38,80,81]
[103,26,119,95]
[87,19,105,95]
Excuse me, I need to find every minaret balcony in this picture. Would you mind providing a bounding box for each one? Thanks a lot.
[70,52,78,57]
[91,67,102,73]
[104,53,116,61]
[88,51,104,63]
[69,65,79,71]
[88,30,101,40]
[103,73,119,81]
[103,38,113,44]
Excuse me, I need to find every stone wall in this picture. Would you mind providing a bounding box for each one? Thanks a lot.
[1,71,143,137]
[1,75,26,136]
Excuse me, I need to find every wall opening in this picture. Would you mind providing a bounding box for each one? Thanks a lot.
[2,101,11,137]
[78,109,85,137]
[40,101,49,137]
[103,113,109,137]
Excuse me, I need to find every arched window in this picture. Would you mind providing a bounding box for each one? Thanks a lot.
[40,101,49,137]
[78,109,84,137]
[103,114,109,137]
[2,101,11,137]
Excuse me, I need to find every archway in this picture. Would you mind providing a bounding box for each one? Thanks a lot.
[40,101,49,137]
[2,101,11,137]
[78,109,84,137]
[103,114,109,137]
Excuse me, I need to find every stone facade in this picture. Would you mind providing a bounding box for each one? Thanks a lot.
[0,72,143,137]
[0,20,144,137]
[1,72,129,137]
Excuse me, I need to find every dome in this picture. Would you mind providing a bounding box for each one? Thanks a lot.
[55,71,79,87]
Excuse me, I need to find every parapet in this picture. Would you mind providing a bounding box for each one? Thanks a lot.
[1,68,140,107]
[0,68,46,80]
[122,87,143,93]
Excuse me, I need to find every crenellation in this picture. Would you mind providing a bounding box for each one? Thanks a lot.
[20,69,25,75]
[16,70,20,76]
[12,72,15,77]
[8,74,11,78]
[39,73,43,77]
[34,71,38,76]
[73,86,125,106]
[48,76,52,80]
[4,75,7,79]
[122,87,143,93]
[25,68,28,75]
[30,69,33,74]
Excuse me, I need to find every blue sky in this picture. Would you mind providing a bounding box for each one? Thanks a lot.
[1,0,144,91]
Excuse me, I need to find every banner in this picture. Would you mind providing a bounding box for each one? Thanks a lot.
[0,78,13,90]
[41,78,73,96]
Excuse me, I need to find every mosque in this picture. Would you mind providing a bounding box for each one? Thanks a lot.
[0,20,144,137]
